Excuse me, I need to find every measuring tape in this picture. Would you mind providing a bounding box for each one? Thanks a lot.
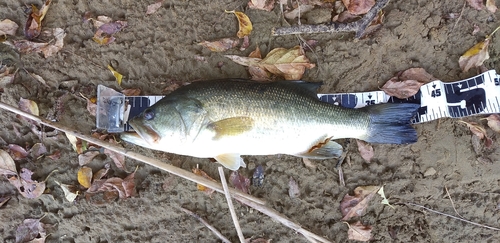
[96,70,500,132]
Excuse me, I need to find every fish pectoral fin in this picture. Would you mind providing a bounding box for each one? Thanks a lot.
[208,117,254,140]
[214,153,246,171]
[298,140,343,159]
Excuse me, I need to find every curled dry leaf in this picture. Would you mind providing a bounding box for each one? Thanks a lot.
[24,0,52,40]
[8,144,29,160]
[93,164,111,181]
[87,171,136,200]
[347,221,372,241]
[15,218,47,243]
[107,65,123,86]
[104,145,126,171]
[0,149,17,176]
[226,46,315,80]
[240,35,250,51]
[146,0,164,15]
[198,38,239,52]
[380,68,436,99]
[89,16,127,45]
[459,120,493,148]
[484,114,500,133]
[77,166,93,189]
[248,46,271,81]
[65,133,85,154]
[78,151,100,166]
[30,143,47,159]
[288,177,300,198]
[459,38,490,72]
[0,19,19,36]
[122,88,141,96]
[15,28,66,58]
[356,140,373,163]
[225,10,253,38]
[486,0,497,12]
[342,0,375,15]
[192,167,217,197]
[248,0,275,11]
[19,98,39,116]
[467,0,485,10]
[340,185,379,220]
[230,171,251,194]
[9,168,46,199]
[55,181,78,202]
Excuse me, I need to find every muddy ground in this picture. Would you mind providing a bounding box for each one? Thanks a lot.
[1,0,500,242]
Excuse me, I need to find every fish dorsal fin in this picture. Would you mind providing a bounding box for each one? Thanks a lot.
[297,140,343,159]
[214,153,246,170]
[282,81,322,96]
[207,117,254,139]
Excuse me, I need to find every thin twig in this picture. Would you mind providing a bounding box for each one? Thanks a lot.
[218,167,246,243]
[405,202,500,231]
[272,0,390,38]
[236,196,332,243]
[451,0,467,32]
[0,101,264,205]
[444,185,463,218]
[0,101,332,243]
[180,207,231,243]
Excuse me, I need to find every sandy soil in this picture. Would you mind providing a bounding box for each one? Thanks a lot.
[1,0,500,242]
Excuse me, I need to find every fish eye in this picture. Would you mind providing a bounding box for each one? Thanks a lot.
[143,108,155,120]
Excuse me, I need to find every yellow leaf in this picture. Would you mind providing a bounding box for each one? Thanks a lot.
[458,39,490,72]
[107,65,123,86]
[225,10,253,38]
[77,166,93,189]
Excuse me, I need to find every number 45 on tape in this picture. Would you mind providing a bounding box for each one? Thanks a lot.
[97,70,500,132]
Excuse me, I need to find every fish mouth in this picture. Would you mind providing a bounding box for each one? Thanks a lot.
[128,120,161,146]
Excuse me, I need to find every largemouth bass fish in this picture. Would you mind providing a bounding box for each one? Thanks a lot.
[121,79,419,170]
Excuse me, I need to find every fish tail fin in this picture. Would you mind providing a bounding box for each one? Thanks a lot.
[361,103,419,144]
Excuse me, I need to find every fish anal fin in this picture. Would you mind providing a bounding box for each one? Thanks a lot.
[214,153,246,171]
[298,139,343,159]
[208,117,254,140]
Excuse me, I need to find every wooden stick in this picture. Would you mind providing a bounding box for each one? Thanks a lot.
[180,207,231,243]
[272,0,390,38]
[235,196,332,243]
[218,167,246,243]
[0,101,264,205]
[0,101,331,242]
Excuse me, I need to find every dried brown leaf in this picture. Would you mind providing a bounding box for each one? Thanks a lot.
[224,55,262,66]
[459,38,490,72]
[104,139,126,171]
[340,185,379,220]
[484,114,500,132]
[24,0,52,40]
[0,19,19,36]
[122,88,141,96]
[19,98,39,116]
[258,46,315,80]
[87,172,136,200]
[248,46,271,81]
[30,143,47,158]
[288,177,300,198]
[54,181,78,202]
[146,0,164,15]
[0,149,17,176]
[77,166,93,189]
[8,144,29,160]
[92,19,127,45]
[93,164,111,181]
[486,0,497,12]
[467,0,485,10]
[78,151,100,166]
[192,167,217,197]
[230,171,251,194]
[65,133,85,154]
[9,168,46,198]
[240,35,250,51]
[198,38,239,52]
[15,28,66,58]
[459,121,487,139]
[356,140,374,163]
[248,0,275,11]
[342,0,375,15]
[15,218,47,243]
[347,221,372,241]
[380,78,424,99]
[399,68,437,83]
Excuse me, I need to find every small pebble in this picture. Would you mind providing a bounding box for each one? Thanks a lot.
[424,167,436,177]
